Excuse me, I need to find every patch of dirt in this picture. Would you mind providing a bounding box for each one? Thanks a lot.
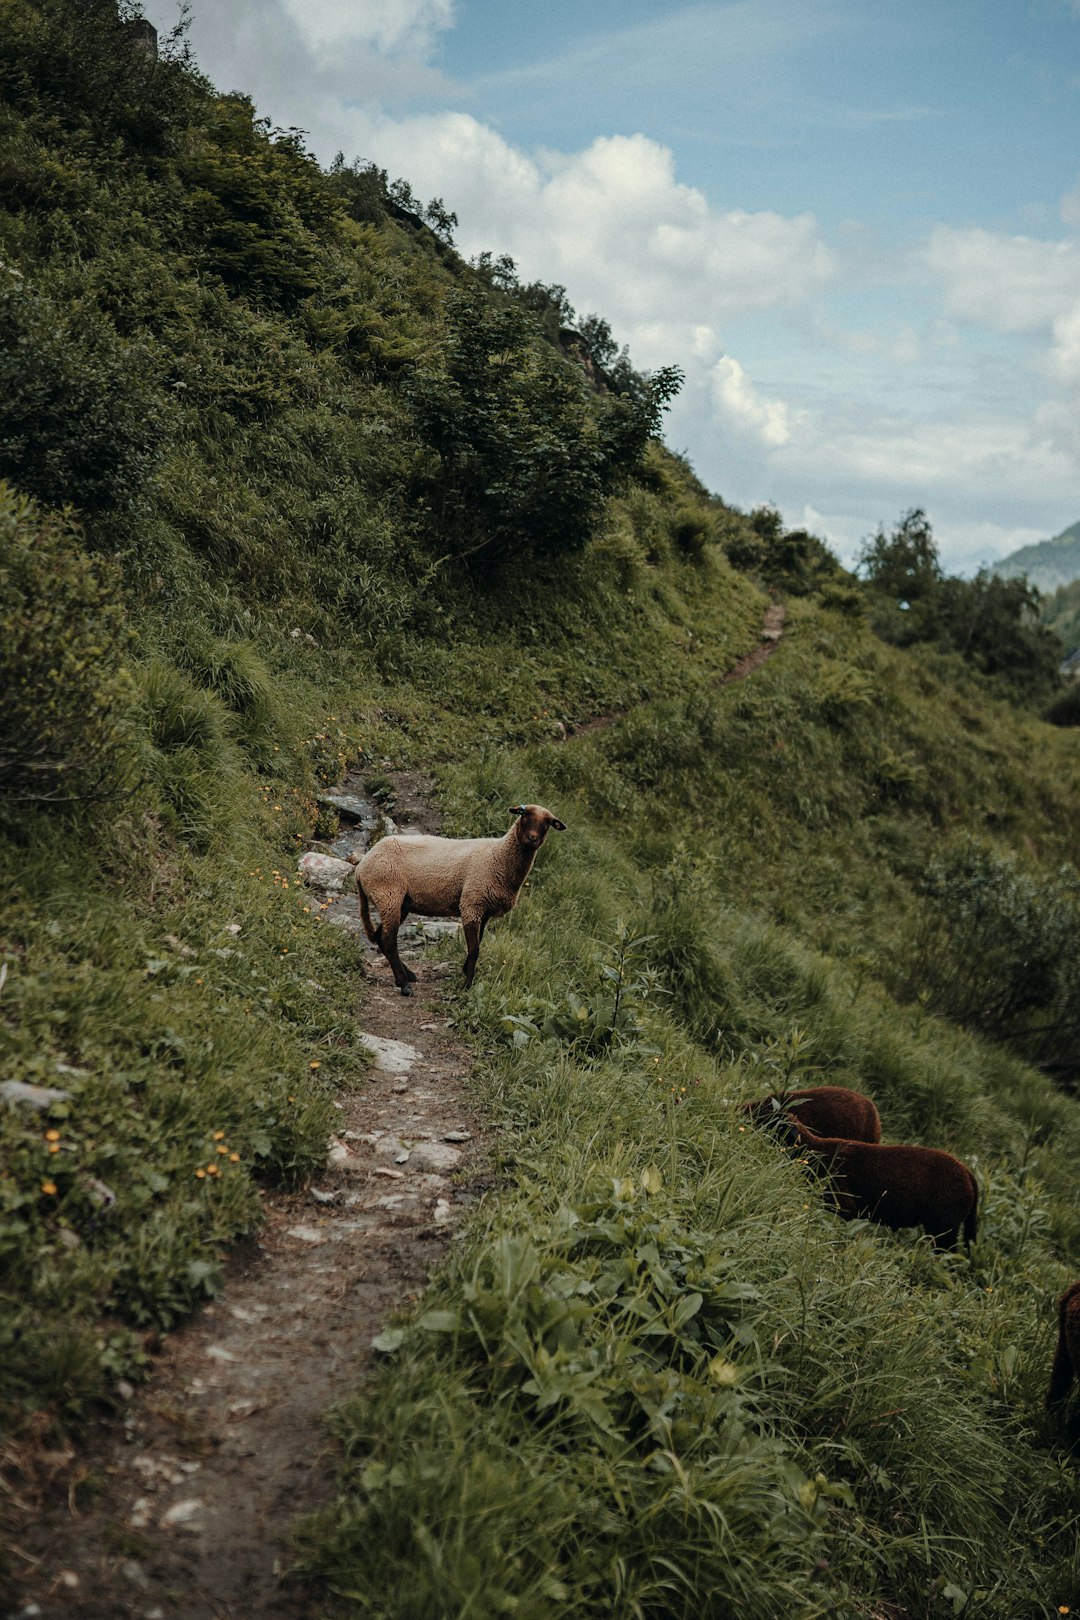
[4,783,484,1620]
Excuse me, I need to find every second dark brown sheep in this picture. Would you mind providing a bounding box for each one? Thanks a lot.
[743,1085,882,1143]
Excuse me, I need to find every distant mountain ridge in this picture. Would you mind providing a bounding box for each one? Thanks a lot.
[995,519,1080,593]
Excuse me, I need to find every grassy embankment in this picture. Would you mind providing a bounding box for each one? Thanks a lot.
[3,5,1080,1614]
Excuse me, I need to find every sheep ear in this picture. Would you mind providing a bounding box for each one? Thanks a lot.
[507,805,526,817]
[550,818,566,831]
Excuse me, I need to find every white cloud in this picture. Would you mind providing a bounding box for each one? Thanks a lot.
[1049,303,1080,386]
[1061,178,1080,229]
[922,224,1080,334]
[278,0,454,54]
[349,117,836,352]
[711,356,792,447]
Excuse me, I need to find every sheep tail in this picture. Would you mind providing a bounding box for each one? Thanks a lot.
[356,878,379,945]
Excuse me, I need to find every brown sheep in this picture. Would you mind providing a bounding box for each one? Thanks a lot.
[354,804,565,995]
[778,1118,978,1251]
[1047,1281,1080,1407]
[743,1085,881,1143]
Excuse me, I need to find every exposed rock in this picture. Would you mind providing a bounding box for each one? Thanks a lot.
[298,851,354,890]
[358,1031,419,1075]
[1,1080,72,1111]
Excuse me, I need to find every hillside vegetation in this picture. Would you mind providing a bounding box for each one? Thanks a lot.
[3,5,1080,1617]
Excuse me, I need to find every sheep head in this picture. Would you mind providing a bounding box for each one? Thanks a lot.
[507,804,567,848]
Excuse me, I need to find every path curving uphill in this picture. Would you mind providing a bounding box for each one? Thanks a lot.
[7,599,787,1618]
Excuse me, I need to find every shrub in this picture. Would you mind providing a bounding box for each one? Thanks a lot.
[905,837,1080,1065]
[410,284,681,568]
[0,482,135,807]
[1045,680,1080,728]
[0,270,169,514]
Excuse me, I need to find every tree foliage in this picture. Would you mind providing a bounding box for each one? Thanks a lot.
[411,284,681,566]
[906,836,1080,1069]
[859,509,1063,699]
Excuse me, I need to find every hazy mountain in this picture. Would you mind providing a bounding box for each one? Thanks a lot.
[995,518,1080,593]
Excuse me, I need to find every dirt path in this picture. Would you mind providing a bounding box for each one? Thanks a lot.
[5,779,486,1620]
[566,599,785,740]
[4,601,787,1620]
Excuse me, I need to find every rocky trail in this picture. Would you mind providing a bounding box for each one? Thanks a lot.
[5,603,786,1620]
[6,779,487,1620]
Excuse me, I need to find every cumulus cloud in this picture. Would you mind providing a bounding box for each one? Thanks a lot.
[353,117,836,356]
[922,224,1080,333]
[921,213,1080,400]
[711,356,792,447]
[278,0,454,54]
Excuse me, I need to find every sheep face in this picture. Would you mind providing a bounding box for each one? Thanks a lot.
[508,804,566,849]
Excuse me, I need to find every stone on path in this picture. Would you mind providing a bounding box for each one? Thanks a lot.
[1,1080,72,1111]
[358,1032,419,1076]
[298,851,354,890]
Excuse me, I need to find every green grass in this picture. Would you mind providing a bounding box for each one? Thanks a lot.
[297,747,1080,1618]
[3,11,1080,1609]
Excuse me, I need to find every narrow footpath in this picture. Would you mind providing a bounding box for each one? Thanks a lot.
[8,781,486,1620]
[6,601,786,1620]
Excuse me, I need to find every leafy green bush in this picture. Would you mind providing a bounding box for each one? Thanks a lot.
[179,97,341,307]
[411,284,681,568]
[0,482,135,807]
[135,659,241,847]
[904,838,1080,1065]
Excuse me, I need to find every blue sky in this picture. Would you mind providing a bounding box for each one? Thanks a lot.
[143,0,1080,573]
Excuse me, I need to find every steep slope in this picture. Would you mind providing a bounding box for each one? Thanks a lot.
[3,7,1080,1618]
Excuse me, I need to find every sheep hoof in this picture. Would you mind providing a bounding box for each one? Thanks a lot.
[399,982,414,997]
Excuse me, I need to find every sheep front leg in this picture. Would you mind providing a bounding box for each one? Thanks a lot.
[462,917,485,988]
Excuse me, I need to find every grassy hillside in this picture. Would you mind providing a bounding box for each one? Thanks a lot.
[3,5,1080,1616]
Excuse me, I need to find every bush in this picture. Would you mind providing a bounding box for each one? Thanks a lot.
[1045,680,1080,728]
[411,284,681,568]
[0,269,169,515]
[905,837,1080,1065]
[0,482,136,807]
[0,269,168,510]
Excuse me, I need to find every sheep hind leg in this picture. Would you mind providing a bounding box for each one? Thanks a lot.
[374,908,416,996]
[397,899,417,981]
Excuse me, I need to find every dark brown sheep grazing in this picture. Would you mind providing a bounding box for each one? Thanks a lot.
[779,1119,978,1251]
[743,1085,881,1143]
[1047,1281,1080,1407]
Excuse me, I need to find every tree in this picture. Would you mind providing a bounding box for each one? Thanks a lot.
[411,284,681,568]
